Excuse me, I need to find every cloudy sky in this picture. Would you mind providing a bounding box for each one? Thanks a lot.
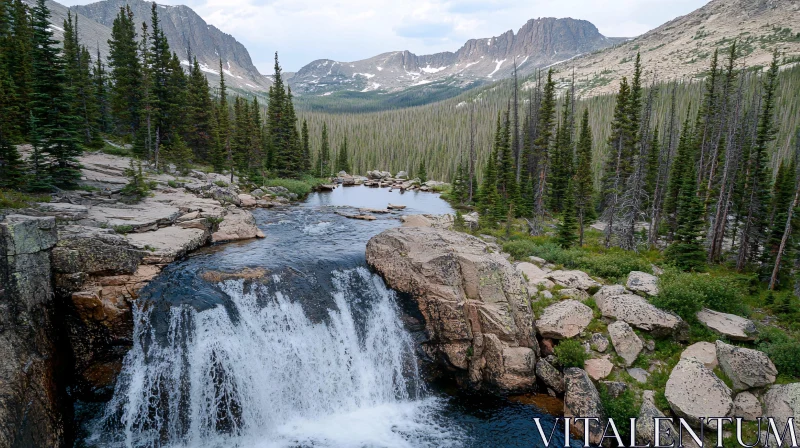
[59,0,710,72]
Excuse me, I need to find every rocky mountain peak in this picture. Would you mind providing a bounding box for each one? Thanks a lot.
[70,0,271,93]
[289,17,625,95]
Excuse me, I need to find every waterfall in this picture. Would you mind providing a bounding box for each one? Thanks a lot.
[88,267,458,448]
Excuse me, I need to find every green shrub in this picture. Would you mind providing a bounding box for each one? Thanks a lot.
[0,189,50,209]
[120,159,154,203]
[214,180,229,188]
[167,180,179,188]
[262,176,327,198]
[554,339,587,369]
[112,224,134,234]
[502,239,540,259]
[598,384,638,440]
[99,143,131,157]
[652,270,745,319]
[579,250,651,281]
[757,326,800,379]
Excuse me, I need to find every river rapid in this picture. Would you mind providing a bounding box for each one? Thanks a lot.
[77,186,580,448]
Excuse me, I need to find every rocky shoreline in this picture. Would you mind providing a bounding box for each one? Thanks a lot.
[365,220,800,446]
[0,152,302,446]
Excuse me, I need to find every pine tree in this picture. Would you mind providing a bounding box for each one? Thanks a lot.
[762,159,796,282]
[92,48,111,134]
[601,76,632,246]
[549,94,574,212]
[336,136,350,173]
[478,140,500,229]
[556,179,578,248]
[451,160,467,204]
[185,57,214,162]
[1,0,33,136]
[301,118,310,174]
[30,0,81,188]
[644,126,661,207]
[736,51,780,271]
[108,5,142,140]
[26,112,51,192]
[768,130,800,289]
[664,114,695,238]
[212,59,229,174]
[164,133,192,174]
[574,108,594,246]
[517,171,535,218]
[497,108,518,208]
[0,33,24,187]
[248,97,265,183]
[0,76,24,187]
[531,69,556,228]
[418,159,427,183]
[316,122,331,176]
[664,163,705,271]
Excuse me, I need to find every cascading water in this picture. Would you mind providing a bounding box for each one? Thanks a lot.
[88,267,459,448]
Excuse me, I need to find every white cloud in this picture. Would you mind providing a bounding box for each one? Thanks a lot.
[60,0,709,73]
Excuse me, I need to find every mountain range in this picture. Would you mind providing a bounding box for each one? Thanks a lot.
[28,0,800,100]
[25,0,271,93]
[289,18,626,94]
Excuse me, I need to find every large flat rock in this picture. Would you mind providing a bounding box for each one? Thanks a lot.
[211,208,266,243]
[535,300,593,339]
[680,341,718,370]
[665,358,732,427]
[696,308,758,341]
[716,340,777,391]
[608,321,643,367]
[597,294,687,339]
[546,270,601,290]
[126,226,209,264]
[87,200,182,232]
[626,271,658,296]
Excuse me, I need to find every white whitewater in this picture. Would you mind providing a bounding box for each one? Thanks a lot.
[90,268,458,448]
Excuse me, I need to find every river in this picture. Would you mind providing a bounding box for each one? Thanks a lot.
[77,185,579,448]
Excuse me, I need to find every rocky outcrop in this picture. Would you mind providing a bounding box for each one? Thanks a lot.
[128,226,210,263]
[626,271,659,296]
[590,333,609,352]
[584,357,613,380]
[597,294,688,339]
[608,321,643,367]
[564,368,606,445]
[592,284,627,303]
[763,383,800,440]
[0,215,63,447]
[680,341,719,370]
[53,225,146,281]
[72,0,271,95]
[211,207,266,243]
[637,395,680,446]
[665,358,733,427]
[716,340,777,391]
[400,214,454,229]
[365,227,538,392]
[696,308,758,341]
[546,270,601,290]
[535,300,593,339]
[558,288,590,301]
[535,358,565,393]
[733,391,762,421]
